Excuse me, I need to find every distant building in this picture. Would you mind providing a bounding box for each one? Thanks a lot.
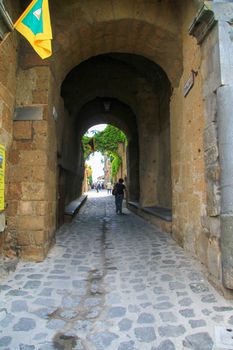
[103,155,111,184]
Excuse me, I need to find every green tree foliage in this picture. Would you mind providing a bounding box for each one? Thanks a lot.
[94,125,126,156]
[82,135,93,160]
[82,125,126,178]
[111,154,122,177]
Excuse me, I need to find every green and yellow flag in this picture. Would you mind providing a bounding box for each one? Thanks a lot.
[14,0,52,59]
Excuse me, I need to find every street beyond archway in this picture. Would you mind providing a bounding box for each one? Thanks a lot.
[0,192,233,349]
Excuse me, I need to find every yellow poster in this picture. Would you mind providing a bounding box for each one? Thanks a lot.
[0,144,5,211]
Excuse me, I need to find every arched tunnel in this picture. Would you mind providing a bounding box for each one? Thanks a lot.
[58,53,172,223]
[6,0,229,293]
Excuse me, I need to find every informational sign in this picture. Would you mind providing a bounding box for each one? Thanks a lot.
[0,144,5,211]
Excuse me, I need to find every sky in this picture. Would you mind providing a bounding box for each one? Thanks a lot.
[85,124,107,182]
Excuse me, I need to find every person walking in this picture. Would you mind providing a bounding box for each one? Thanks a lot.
[113,178,126,214]
[106,182,112,194]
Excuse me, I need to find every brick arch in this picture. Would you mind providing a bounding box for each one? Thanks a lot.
[50,2,182,86]
[61,96,140,204]
[61,52,171,123]
[77,97,138,141]
[79,97,140,201]
[59,50,172,219]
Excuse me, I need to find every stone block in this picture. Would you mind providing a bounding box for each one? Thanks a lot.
[196,231,209,266]
[221,214,233,289]
[9,166,32,183]
[206,181,221,216]
[9,150,20,165]
[12,140,34,151]
[217,21,233,85]
[201,215,209,230]
[44,214,55,229]
[7,183,22,200]
[184,226,196,255]
[32,120,48,135]
[0,83,14,110]
[16,66,50,105]
[2,104,12,134]
[21,182,46,201]
[4,231,14,244]
[0,128,11,150]
[209,217,221,238]
[18,215,45,230]
[19,150,48,166]
[203,92,217,124]
[203,122,218,152]
[17,231,31,246]
[49,201,56,215]
[204,146,219,167]
[201,215,221,238]
[13,121,32,140]
[35,201,48,215]
[20,52,49,71]
[31,230,46,245]
[207,236,221,281]
[205,164,220,182]
[7,201,18,216]
[33,132,48,150]
[7,216,18,230]
[20,245,45,261]
[31,166,48,182]
[19,201,34,215]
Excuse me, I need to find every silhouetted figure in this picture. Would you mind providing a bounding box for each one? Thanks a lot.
[96,183,101,192]
[113,178,126,214]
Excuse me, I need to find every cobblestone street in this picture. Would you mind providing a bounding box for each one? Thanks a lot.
[1,191,233,349]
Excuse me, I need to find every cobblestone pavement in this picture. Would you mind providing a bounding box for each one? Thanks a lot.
[1,191,233,350]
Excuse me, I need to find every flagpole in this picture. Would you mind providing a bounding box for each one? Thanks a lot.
[0,2,14,31]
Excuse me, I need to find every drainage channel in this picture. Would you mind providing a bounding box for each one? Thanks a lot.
[50,209,114,349]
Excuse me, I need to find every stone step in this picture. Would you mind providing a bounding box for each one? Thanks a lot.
[64,194,88,222]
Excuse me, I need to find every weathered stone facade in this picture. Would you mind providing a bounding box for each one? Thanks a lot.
[0,1,20,256]
[0,0,233,295]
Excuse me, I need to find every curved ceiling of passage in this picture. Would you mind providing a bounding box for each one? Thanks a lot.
[61,53,171,119]
[49,0,183,86]
[77,97,138,141]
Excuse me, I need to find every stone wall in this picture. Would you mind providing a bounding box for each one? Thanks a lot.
[137,78,171,208]
[169,1,233,292]
[199,2,233,291]
[60,56,170,207]
[6,62,58,260]
[114,142,127,184]
[198,24,222,285]
[0,1,20,256]
[2,0,232,295]
[170,1,207,256]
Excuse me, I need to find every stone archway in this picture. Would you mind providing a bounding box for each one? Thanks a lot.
[6,0,225,293]
[56,93,141,223]
[7,1,190,262]
[48,2,183,87]
[59,53,172,214]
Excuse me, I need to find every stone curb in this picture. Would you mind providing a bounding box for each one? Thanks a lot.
[64,194,88,222]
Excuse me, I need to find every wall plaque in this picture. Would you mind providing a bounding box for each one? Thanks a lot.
[13,105,44,121]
